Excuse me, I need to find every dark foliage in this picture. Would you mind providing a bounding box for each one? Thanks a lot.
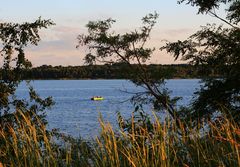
[162,0,240,123]
[0,18,55,163]
[4,64,220,80]
[77,13,184,119]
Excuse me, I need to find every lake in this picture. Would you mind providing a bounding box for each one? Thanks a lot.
[16,79,201,138]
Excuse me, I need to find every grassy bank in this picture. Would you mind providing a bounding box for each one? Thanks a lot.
[0,111,239,166]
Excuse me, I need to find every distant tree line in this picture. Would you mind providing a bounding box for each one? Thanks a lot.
[2,63,221,80]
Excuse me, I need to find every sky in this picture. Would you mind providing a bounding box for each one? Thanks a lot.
[0,0,226,66]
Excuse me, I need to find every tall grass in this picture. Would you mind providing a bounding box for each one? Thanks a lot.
[94,112,240,167]
[0,110,239,166]
[0,110,93,167]
[0,110,58,166]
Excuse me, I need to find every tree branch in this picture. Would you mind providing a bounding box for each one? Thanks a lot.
[208,11,239,29]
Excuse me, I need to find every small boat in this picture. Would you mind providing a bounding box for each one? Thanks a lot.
[91,96,104,101]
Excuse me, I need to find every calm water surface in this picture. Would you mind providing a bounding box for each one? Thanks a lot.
[16,79,200,138]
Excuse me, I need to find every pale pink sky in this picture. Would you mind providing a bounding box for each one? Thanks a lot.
[1,0,226,66]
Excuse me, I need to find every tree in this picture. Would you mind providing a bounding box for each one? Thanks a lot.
[0,18,54,143]
[162,0,240,122]
[77,13,179,119]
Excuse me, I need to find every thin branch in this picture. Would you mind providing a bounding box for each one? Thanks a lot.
[208,11,239,29]
[131,42,176,118]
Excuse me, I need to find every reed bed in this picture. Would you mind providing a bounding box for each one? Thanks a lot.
[94,113,240,167]
[0,110,58,167]
[0,110,93,167]
[0,110,239,167]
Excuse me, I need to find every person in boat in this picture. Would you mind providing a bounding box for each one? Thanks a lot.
[91,96,103,100]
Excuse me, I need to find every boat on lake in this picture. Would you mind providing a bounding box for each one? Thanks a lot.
[91,96,104,101]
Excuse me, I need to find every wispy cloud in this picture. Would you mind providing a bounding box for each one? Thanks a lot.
[26,25,192,66]
[26,25,85,66]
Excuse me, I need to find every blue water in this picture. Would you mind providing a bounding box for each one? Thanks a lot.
[16,79,200,138]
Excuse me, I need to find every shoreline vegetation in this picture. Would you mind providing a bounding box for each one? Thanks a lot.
[6,64,221,80]
[1,110,239,166]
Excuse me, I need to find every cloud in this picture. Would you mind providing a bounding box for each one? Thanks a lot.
[26,50,84,67]
[150,28,194,43]
[25,25,85,66]
[29,26,80,52]
[25,24,192,67]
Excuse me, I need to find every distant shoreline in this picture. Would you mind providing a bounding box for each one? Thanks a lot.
[2,64,220,80]
[22,77,203,81]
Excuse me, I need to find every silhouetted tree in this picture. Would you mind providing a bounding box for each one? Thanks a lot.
[162,0,240,122]
[0,18,54,140]
[77,13,179,118]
